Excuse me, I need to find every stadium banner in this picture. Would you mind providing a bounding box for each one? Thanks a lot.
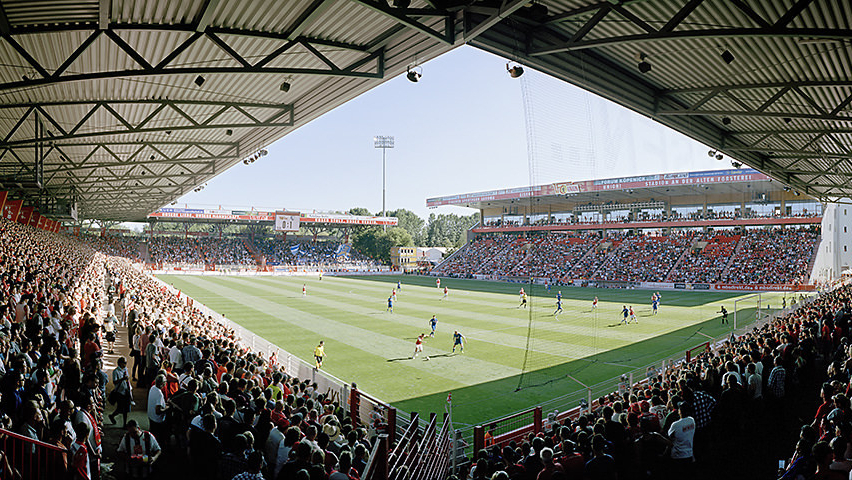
[148,207,399,227]
[0,191,6,211]
[148,207,275,221]
[714,283,815,292]
[298,213,398,226]
[427,168,770,207]
[274,211,301,232]
[35,214,46,229]
[2,199,22,222]
[642,282,675,290]
[17,206,33,225]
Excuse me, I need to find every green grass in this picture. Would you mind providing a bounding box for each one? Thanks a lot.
[156,273,784,425]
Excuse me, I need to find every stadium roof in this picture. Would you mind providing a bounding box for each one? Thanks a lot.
[2,1,850,221]
[467,0,852,203]
[427,168,811,209]
[0,0,456,221]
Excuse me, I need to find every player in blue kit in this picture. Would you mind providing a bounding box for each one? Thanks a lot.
[387,296,393,313]
[452,331,466,353]
[397,280,402,291]
[553,299,563,318]
[429,315,438,337]
[621,305,629,325]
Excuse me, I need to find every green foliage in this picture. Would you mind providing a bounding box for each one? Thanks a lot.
[387,208,426,245]
[351,226,413,263]
[348,207,372,216]
[425,212,479,247]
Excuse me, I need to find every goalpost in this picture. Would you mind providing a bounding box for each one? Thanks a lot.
[733,293,762,330]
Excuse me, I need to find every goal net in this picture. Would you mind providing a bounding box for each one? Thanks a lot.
[732,293,764,330]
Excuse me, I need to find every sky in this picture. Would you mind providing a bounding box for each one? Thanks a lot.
[171,46,725,220]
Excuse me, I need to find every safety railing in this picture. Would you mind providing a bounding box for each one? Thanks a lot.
[0,428,68,480]
[460,290,825,459]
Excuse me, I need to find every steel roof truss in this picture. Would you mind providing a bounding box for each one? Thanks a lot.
[0,25,385,92]
[193,0,220,33]
[529,7,848,57]
[0,100,294,148]
[728,0,770,28]
[463,0,529,43]
[355,0,454,45]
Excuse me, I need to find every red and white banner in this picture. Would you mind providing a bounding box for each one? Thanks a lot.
[18,206,33,225]
[3,199,22,222]
[714,283,815,292]
[427,168,771,207]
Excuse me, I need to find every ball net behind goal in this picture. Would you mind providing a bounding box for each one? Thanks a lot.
[515,69,625,390]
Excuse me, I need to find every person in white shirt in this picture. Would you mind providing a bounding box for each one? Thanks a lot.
[668,401,696,476]
[168,340,183,369]
[147,375,169,444]
[746,363,763,400]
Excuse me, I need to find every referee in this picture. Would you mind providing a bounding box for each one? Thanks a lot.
[314,341,326,369]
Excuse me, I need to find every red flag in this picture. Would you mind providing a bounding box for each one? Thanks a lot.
[3,199,22,222]
[18,206,33,225]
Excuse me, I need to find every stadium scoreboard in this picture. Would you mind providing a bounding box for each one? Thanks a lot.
[274,211,301,231]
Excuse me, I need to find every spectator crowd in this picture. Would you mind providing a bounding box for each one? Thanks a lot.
[465,281,852,480]
[0,217,377,480]
[436,228,819,286]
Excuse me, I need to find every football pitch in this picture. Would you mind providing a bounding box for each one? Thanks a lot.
[156,274,786,425]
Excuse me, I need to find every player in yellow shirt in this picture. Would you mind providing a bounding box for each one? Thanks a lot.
[314,341,326,369]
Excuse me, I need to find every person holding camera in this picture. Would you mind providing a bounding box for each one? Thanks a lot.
[117,419,161,479]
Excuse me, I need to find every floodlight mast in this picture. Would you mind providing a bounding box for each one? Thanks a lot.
[373,136,394,231]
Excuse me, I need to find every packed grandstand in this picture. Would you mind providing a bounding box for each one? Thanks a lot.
[435,228,819,287]
[76,234,381,270]
[4,210,852,480]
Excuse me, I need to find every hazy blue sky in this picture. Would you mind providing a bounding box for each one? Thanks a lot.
[174,46,725,219]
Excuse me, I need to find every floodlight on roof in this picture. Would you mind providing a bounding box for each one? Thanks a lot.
[635,53,651,73]
[393,0,411,8]
[731,161,742,168]
[507,62,524,78]
[194,75,205,87]
[722,117,731,125]
[715,153,724,160]
[406,66,421,83]
[783,117,792,124]
[280,81,291,92]
[721,49,735,64]
[708,150,716,157]
[225,129,233,136]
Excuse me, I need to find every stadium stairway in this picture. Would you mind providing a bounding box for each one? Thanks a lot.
[138,241,150,263]
[663,242,693,282]
[432,242,467,273]
[808,234,821,274]
[718,235,746,280]
[242,238,262,267]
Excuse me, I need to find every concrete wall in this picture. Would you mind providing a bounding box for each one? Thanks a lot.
[813,200,852,283]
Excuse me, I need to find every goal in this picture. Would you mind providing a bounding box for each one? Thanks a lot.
[733,293,763,330]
